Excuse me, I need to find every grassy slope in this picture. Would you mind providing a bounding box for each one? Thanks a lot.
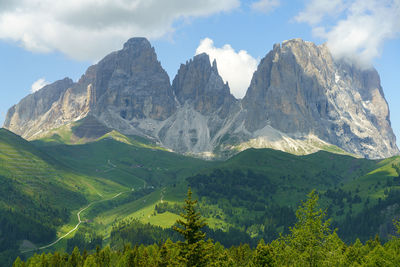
[31,130,214,240]
[221,149,379,204]
[3,125,400,251]
[71,145,400,242]
[0,129,127,201]
[125,149,399,233]
[36,134,215,189]
[0,128,128,251]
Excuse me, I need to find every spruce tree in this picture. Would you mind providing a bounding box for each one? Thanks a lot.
[173,187,209,266]
[280,190,344,266]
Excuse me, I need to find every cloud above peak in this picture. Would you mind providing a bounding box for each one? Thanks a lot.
[0,0,240,61]
[195,38,258,99]
[31,78,49,93]
[296,0,400,68]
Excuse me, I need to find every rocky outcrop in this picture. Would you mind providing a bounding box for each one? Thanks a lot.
[241,39,398,159]
[92,37,176,123]
[3,78,76,138]
[172,53,236,118]
[155,53,238,153]
[4,37,176,139]
[3,38,398,159]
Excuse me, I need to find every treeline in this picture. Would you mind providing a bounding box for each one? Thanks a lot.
[188,168,400,243]
[66,226,103,253]
[110,218,255,249]
[0,175,77,266]
[187,169,296,241]
[16,190,400,266]
[336,188,400,242]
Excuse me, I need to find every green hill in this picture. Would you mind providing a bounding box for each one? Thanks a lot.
[57,142,400,245]
[0,128,128,264]
[2,127,400,265]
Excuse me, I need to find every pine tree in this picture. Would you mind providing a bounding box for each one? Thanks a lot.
[173,187,210,267]
[253,239,275,266]
[12,257,23,267]
[68,247,82,267]
[280,190,344,266]
[158,243,170,267]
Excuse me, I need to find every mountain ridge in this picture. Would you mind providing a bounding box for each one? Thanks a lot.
[3,37,398,159]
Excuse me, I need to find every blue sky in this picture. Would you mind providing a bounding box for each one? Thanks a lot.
[0,0,399,145]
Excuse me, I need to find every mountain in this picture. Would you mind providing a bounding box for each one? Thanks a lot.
[241,39,398,159]
[160,53,238,154]
[4,38,398,159]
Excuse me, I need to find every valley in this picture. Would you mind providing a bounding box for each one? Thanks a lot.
[1,126,399,265]
[1,37,400,266]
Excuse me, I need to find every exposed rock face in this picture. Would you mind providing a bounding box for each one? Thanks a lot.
[92,37,176,123]
[241,39,398,159]
[4,37,176,139]
[3,38,398,159]
[172,53,235,118]
[159,53,238,153]
[4,78,76,138]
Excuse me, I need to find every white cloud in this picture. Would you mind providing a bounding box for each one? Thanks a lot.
[251,0,280,13]
[296,0,400,68]
[196,38,258,99]
[295,0,345,25]
[0,0,240,61]
[31,78,49,93]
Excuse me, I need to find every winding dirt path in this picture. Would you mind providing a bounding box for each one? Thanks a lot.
[21,191,128,253]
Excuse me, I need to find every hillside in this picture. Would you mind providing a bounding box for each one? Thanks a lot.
[0,129,128,264]
[35,135,400,246]
[1,128,400,265]
[35,130,215,189]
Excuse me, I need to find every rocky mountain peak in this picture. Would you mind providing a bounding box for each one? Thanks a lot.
[86,37,176,123]
[3,77,75,138]
[242,38,398,158]
[3,37,398,159]
[123,37,152,51]
[172,52,236,117]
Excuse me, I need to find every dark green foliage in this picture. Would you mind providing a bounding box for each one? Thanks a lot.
[277,190,344,266]
[66,227,102,253]
[392,163,400,178]
[253,240,275,267]
[188,169,296,242]
[203,227,256,248]
[110,219,181,249]
[110,218,255,249]
[173,188,210,266]
[173,188,207,245]
[155,201,182,214]
[336,189,400,242]
[16,191,400,266]
[4,128,400,266]
[188,169,276,206]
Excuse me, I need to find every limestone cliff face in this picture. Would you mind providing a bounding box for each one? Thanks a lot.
[241,39,398,158]
[172,53,235,118]
[80,37,176,135]
[91,38,176,122]
[4,38,176,139]
[3,38,398,159]
[3,78,77,138]
[158,53,238,153]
